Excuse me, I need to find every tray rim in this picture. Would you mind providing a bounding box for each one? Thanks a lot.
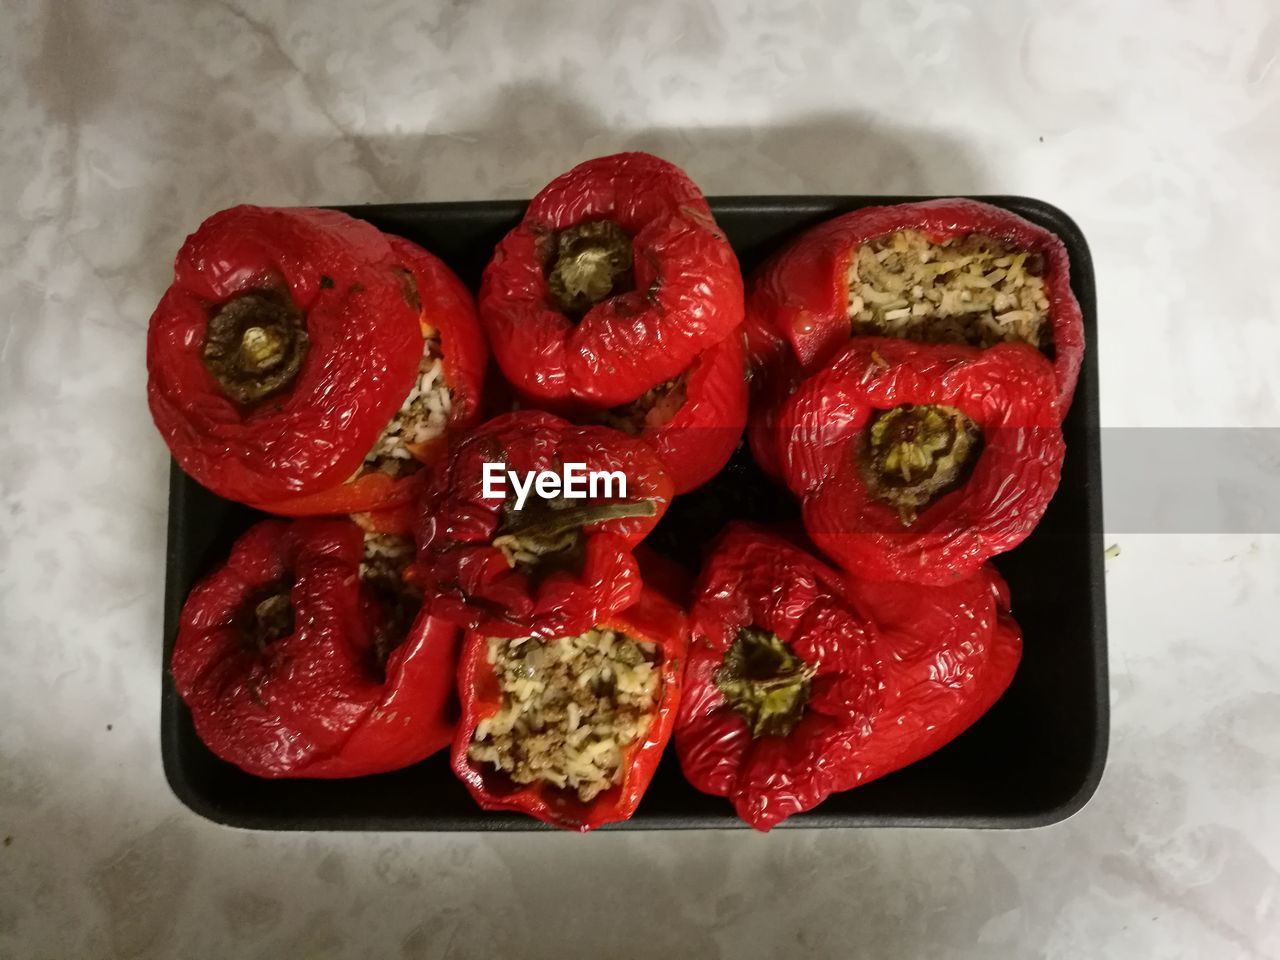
[160,193,1109,832]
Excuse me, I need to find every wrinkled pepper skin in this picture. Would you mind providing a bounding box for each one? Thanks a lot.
[241,236,488,518]
[675,525,885,831]
[451,586,689,831]
[594,331,748,494]
[778,338,1065,585]
[839,565,1022,791]
[745,198,1084,477]
[170,519,459,778]
[479,152,745,410]
[147,206,423,508]
[414,411,673,639]
[676,525,1022,830]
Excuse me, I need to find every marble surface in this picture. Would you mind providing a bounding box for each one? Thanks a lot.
[3,0,1279,956]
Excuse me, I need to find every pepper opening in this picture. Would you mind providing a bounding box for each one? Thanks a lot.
[242,583,295,651]
[596,374,689,436]
[858,403,981,526]
[715,626,816,738]
[359,534,423,678]
[202,290,308,405]
[491,494,656,577]
[546,220,634,319]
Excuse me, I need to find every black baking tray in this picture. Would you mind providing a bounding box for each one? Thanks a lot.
[161,196,1108,830]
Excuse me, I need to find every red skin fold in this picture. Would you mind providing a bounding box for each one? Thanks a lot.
[777,338,1065,585]
[170,519,459,778]
[147,206,423,507]
[675,524,1022,830]
[675,525,885,831]
[593,331,748,495]
[745,198,1084,476]
[413,411,673,639]
[451,586,689,831]
[251,235,487,517]
[479,152,745,410]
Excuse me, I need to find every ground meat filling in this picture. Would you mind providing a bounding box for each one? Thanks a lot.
[847,230,1051,351]
[361,331,452,478]
[468,629,661,802]
[359,533,422,671]
[596,375,689,436]
[858,403,981,526]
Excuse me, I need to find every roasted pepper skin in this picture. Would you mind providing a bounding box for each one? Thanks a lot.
[839,564,1022,791]
[675,525,885,830]
[594,331,747,495]
[414,411,673,639]
[147,206,423,508]
[451,586,688,831]
[745,198,1084,416]
[479,152,745,410]
[745,199,1084,478]
[245,235,487,518]
[778,338,1064,585]
[676,525,1022,830]
[170,519,459,778]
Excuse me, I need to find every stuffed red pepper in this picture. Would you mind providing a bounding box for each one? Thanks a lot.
[746,198,1083,474]
[453,585,688,831]
[415,411,673,639]
[588,331,747,494]
[479,152,744,411]
[170,518,459,778]
[147,206,484,513]
[675,525,885,830]
[778,338,1064,585]
[676,524,1022,830]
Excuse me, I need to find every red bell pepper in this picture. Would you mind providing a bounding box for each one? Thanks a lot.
[170,518,459,778]
[588,331,747,494]
[745,198,1084,477]
[451,585,688,831]
[479,152,745,410]
[253,235,488,517]
[675,524,1022,830]
[840,564,1022,788]
[674,524,885,830]
[414,411,673,639]
[777,338,1064,585]
[147,206,423,507]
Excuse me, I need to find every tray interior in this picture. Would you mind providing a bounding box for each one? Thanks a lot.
[161,196,1108,830]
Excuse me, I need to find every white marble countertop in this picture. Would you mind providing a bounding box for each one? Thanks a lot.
[3,1,1279,957]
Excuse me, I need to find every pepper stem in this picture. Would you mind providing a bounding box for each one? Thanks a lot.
[492,497,656,571]
[715,626,816,738]
[202,291,309,405]
[858,403,981,526]
[547,220,633,318]
[248,588,294,651]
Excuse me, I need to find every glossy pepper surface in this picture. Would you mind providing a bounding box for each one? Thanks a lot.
[778,338,1064,585]
[451,586,689,831]
[675,524,885,830]
[147,206,423,508]
[414,411,673,639]
[479,152,744,410]
[840,563,1022,790]
[744,199,1083,477]
[588,331,747,494]
[170,519,459,778]
[254,235,488,518]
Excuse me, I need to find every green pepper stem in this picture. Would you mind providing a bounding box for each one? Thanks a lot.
[498,499,656,541]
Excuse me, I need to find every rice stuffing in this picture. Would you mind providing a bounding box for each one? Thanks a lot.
[363,330,452,476]
[468,629,661,802]
[847,230,1051,350]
